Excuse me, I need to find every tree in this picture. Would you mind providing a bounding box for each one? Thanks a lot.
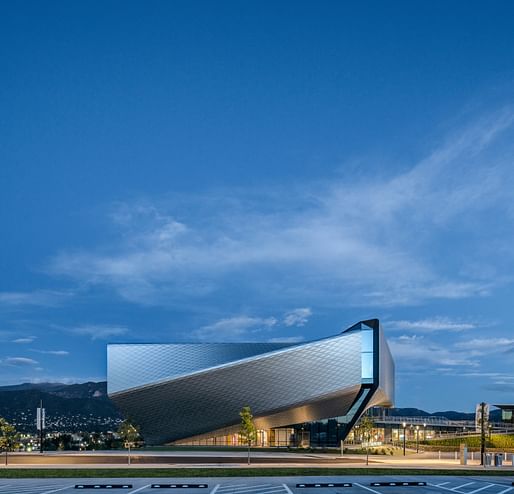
[118,419,140,466]
[358,415,375,466]
[239,406,257,465]
[0,417,19,466]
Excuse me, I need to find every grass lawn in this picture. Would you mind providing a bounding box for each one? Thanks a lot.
[0,467,514,478]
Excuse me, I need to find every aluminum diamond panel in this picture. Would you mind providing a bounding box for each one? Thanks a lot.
[108,319,395,445]
[108,342,293,394]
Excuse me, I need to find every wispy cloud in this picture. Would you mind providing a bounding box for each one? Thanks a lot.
[283,308,312,327]
[67,325,128,340]
[455,338,514,354]
[31,349,69,356]
[2,357,39,366]
[385,318,477,333]
[389,334,478,368]
[12,337,36,344]
[0,290,73,308]
[191,316,277,342]
[482,383,514,393]
[46,108,514,309]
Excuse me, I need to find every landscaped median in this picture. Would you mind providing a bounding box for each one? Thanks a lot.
[419,434,514,451]
[0,467,514,478]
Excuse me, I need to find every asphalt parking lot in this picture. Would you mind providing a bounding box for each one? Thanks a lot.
[0,476,513,494]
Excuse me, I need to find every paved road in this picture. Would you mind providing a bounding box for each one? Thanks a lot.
[3,454,363,465]
[0,475,513,494]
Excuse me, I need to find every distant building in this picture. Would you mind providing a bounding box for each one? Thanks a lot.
[107,319,394,446]
[495,404,514,424]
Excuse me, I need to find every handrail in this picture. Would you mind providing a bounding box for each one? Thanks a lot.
[372,415,514,431]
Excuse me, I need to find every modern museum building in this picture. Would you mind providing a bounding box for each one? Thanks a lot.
[107,319,395,447]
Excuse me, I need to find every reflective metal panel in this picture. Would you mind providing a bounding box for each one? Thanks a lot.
[108,319,395,445]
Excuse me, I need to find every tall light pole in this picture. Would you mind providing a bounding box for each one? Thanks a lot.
[480,402,486,466]
[402,422,407,456]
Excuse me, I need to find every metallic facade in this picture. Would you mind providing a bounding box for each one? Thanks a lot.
[108,319,394,445]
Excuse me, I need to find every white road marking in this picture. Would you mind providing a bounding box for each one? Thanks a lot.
[221,486,277,494]
[4,486,65,494]
[211,485,221,494]
[218,486,266,492]
[41,486,75,494]
[354,483,382,494]
[282,484,294,494]
[429,484,468,493]
[437,483,450,487]
[219,486,274,493]
[128,484,151,494]
[248,489,288,494]
[466,485,494,494]
[497,488,514,494]
[231,485,284,494]
[218,485,288,494]
[452,483,476,492]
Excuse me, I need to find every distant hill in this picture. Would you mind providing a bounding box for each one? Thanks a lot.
[385,407,502,421]
[0,381,504,433]
[0,381,121,433]
[0,381,108,398]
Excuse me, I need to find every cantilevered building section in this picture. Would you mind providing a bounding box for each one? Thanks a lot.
[107,319,394,446]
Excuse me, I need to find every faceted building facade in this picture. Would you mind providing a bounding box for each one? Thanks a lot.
[107,319,394,446]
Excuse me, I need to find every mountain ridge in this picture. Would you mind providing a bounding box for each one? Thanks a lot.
[0,381,502,432]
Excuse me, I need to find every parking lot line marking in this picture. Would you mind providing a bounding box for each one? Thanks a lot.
[282,484,293,494]
[452,483,476,492]
[248,488,288,494]
[437,483,450,487]
[466,485,494,494]
[496,488,513,494]
[354,483,382,494]
[41,485,74,494]
[210,485,220,494]
[218,486,264,492]
[128,484,151,494]
[427,482,455,492]
[220,486,274,492]
[220,486,276,494]
[229,488,285,494]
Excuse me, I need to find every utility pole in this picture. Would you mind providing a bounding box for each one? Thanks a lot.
[37,400,45,454]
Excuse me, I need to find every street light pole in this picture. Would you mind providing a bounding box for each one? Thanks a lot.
[480,402,486,466]
[402,422,407,456]
[416,425,419,453]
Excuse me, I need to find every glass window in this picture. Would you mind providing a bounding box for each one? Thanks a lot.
[361,329,374,352]
[361,352,373,380]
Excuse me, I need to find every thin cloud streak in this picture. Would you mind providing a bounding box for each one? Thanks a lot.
[2,357,39,366]
[12,337,36,344]
[385,318,477,333]
[65,325,129,341]
[191,316,277,342]
[31,349,70,356]
[0,290,73,308]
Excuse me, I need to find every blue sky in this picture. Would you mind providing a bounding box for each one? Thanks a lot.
[1,0,514,411]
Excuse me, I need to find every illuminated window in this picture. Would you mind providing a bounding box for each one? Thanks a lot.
[361,329,374,382]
